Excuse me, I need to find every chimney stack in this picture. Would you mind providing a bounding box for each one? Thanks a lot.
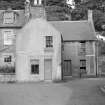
[88,9,93,22]
[88,9,95,30]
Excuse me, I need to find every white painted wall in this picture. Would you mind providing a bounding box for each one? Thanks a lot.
[16,18,61,82]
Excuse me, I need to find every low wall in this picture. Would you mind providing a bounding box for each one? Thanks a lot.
[98,56,105,75]
[0,74,16,82]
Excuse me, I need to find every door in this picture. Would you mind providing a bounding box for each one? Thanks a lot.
[63,60,72,76]
[44,59,52,80]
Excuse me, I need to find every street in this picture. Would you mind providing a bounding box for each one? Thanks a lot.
[64,78,105,105]
[0,78,104,105]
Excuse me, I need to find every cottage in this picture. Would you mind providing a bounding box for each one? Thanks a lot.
[16,18,62,82]
[51,18,97,78]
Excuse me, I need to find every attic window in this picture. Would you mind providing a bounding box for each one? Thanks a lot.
[3,12,15,24]
[3,53,13,63]
[45,36,53,48]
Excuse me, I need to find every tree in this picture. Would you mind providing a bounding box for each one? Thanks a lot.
[44,0,71,21]
[71,0,105,31]
[0,0,25,9]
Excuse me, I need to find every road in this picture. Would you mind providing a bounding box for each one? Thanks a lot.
[0,78,104,105]
[64,78,105,105]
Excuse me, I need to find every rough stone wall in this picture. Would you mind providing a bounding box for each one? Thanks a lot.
[63,41,96,77]
[98,56,105,75]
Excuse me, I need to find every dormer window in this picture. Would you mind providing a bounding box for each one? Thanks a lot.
[34,0,42,5]
[3,12,14,24]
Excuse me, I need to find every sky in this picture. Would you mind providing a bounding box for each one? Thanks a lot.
[66,0,75,9]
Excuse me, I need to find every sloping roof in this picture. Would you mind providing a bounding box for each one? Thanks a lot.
[16,18,61,52]
[50,20,96,41]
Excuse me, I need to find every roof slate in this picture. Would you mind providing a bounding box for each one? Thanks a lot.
[50,21,96,41]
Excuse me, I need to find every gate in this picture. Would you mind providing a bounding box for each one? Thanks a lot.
[63,60,72,76]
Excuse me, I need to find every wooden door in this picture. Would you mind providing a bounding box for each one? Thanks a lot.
[44,59,52,80]
[63,60,72,76]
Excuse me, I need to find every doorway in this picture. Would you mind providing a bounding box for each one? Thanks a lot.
[63,60,72,76]
[44,59,52,80]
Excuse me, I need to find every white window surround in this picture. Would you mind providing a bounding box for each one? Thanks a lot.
[2,29,14,45]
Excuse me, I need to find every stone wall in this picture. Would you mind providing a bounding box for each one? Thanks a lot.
[98,56,105,75]
[63,41,96,77]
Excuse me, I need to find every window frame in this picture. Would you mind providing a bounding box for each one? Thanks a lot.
[31,64,39,74]
[30,59,39,75]
[80,41,86,55]
[45,36,53,48]
[80,59,86,71]
[3,11,15,24]
[3,29,14,45]
[3,53,13,63]
[0,53,15,74]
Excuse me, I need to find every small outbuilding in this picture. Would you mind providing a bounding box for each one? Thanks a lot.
[16,18,62,82]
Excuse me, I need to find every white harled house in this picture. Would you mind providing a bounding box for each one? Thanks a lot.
[16,18,62,82]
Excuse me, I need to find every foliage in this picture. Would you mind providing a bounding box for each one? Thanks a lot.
[0,0,25,9]
[44,0,71,21]
[71,0,105,31]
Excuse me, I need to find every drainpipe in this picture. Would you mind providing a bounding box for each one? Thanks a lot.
[96,35,99,77]
[96,40,98,77]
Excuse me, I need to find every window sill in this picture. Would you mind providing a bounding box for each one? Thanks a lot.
[31,74,39,76]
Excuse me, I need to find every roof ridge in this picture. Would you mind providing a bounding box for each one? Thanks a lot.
[50,20,88,23]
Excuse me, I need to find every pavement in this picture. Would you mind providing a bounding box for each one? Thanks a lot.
[0,78,105,105]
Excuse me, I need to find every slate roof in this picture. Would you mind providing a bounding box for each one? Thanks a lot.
[50,20,96,41]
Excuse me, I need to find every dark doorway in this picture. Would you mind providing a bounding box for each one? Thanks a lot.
[63,60,72,76]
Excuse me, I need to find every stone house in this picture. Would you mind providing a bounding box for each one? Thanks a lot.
[0,0,97,82]
[51,20,97,78]
[0,9,25,81]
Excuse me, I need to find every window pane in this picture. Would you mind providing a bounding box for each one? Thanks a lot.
[4,55,12,63]
[3,12,14,24]
[80,60,86,72]
[79,42,86,56]
[46,36,53,48]
[31,64,39,74]
[3,30,14,45]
